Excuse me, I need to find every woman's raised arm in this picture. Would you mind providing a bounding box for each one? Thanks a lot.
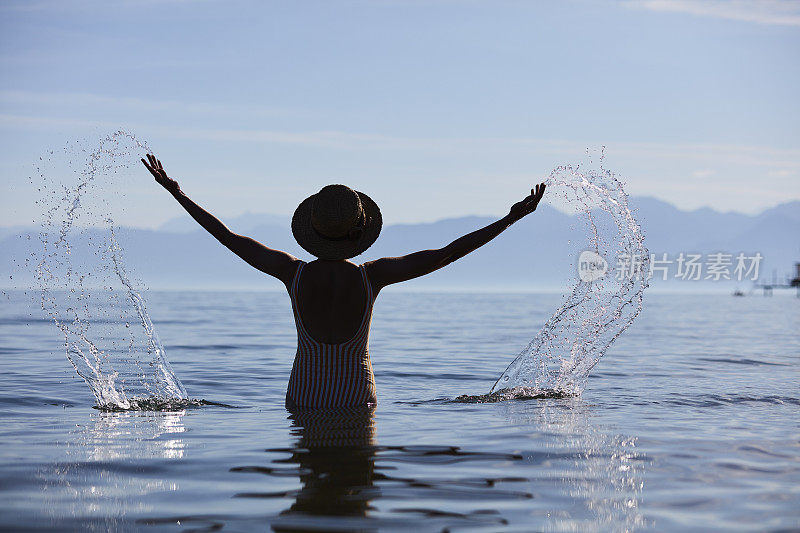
[141,154,299,287]
[364,183,546,291]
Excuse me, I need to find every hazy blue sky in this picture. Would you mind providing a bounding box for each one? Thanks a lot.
[1,0,798,228]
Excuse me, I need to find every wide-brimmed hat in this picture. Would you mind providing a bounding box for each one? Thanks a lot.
[292,184,382,260]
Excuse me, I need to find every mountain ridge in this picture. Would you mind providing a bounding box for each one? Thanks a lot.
[2,196,798,290]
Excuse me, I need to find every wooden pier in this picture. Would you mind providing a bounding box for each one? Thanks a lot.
[754,263,800,296]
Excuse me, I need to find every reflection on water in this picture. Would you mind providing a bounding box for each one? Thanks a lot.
[30,402,646,531]
[503,399,648,532]
[233,407,524,530]
[28,402,647,531]
[280,408,378,530]
[232,407,379,531]
[228,401,647,531]
[37,410,188,528]
[82,409,188,461]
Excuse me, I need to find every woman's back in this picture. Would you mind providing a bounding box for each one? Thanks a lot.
[287,261,377,409]
[292,260,374,345]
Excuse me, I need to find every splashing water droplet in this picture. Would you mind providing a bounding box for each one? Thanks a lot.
[31,131,188,410]
[489,161,649,398]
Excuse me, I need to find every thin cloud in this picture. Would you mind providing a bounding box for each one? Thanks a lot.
[767,169,796,177]
[0,91,292,119]
[691,169,717,178]
[2,111,800,170]
[629,0,800,27]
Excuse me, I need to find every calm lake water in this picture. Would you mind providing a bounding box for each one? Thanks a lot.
[0,289,798,532]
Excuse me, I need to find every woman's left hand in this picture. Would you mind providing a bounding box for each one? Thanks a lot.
[508,182,546,223]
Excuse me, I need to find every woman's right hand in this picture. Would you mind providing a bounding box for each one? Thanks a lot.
[507,182,546,223]
[141,153,181,195]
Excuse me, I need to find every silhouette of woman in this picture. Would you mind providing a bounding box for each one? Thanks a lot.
[142,154,546,409]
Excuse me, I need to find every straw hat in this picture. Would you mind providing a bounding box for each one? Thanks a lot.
[292,184,382,260]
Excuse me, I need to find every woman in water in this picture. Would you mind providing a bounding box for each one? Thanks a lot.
[142,154,546,409]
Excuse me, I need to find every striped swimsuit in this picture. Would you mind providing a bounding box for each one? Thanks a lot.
[286,262,378,409]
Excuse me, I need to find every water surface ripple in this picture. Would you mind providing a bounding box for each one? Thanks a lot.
[0,290,798,531]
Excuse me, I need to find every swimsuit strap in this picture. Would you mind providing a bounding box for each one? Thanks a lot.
[358,264,374,309]
[289,261,305,301]
[351,264,374,339]
[289,262,313,341]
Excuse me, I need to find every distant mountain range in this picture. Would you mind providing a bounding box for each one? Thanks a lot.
[2,197,798,291]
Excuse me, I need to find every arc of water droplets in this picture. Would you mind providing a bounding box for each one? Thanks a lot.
[490,163,649,397]
[34,131,187,409]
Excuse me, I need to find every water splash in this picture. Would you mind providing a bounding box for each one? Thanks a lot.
[490,158,649,397]
[32,131,188,410]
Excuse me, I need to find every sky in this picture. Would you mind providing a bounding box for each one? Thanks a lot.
[1,0,798,229]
